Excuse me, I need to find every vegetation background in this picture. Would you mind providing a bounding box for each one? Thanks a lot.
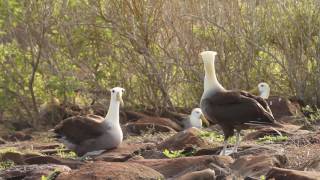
[0,0,319,128]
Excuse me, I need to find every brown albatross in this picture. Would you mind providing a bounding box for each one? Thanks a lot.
[53,87,125,156]
[199,51,281,155]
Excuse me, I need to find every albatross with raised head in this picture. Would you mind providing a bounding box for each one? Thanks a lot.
[199,51,281,155]
[53,87,125,156]
[183,108,210,129]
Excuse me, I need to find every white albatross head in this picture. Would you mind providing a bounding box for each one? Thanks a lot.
[258,82,270,99]
[189,108,210,128]
[110,87,125,106]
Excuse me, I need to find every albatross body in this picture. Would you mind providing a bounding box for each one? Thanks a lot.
[54,87,125,156]
[199,51,280,155]
[183,108,210,129]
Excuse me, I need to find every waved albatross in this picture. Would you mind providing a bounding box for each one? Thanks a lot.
[183,108,210,129]
[250,82,270,99]
[54,87,125,156]
[199,51,281,155]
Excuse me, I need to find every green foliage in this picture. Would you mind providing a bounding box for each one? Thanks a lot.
[257,135,288,144]
[199,130,236,144]
[0,160,15,170]
[162,149,194,159]
[55,145,78,159]
[41,170,61,180]
[302,105,320,123]
[260,175,266,180]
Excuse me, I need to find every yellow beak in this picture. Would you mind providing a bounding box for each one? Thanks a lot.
[249,86,259,95]
[116,93,124,107]
[200,114,210,127]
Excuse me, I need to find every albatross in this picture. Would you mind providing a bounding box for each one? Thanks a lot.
[183,108,210,129]
[250,82,270,99]
[199,51,281,155]
[53,87,125,156]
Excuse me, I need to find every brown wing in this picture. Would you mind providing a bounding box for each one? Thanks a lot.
[54,115,106,144]
[201,90,275,126]
[239,90,274,116]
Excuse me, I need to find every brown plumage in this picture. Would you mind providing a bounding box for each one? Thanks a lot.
[199,51,281,155]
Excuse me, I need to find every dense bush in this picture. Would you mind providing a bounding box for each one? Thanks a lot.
[0,0,319,127]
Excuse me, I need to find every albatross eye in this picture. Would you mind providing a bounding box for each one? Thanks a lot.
[112,90,115,93]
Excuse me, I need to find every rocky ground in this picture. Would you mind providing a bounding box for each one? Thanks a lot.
[1,97,320,180]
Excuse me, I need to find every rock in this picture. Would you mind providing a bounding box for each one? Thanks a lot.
[177,168,216,180]
[136,117,183,131]
[129,155,233,178]
[157,128,209,151]
[56,161,164,180]
[24,155,84,169]
[125,122,176,135]
[289,131,320,145]
[229,145,284,159]
[140,149,167,159]
[2,131,32,141]
[0,164,71,180]
[303,157,320,171]
[266,167,320,180]
[95,143,155,162]
[125,110,148,121]
[267,96,303,120]
[0,137,6,144]
[0,151,24,165]
[230,154,287,179]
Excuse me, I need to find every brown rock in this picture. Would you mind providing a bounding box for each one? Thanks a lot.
[95,143,155,162]
[229,145,284,159]
[157,128,209,151]
[125,110,148,121]
[0,151,24,165]
[24,155,84,169]
[177,168,216,180]
[129,155,233,178]
[0,164,71,180]
[266,167,320,180]
[267,96,303,120]
[136,117,183,131]
[0,137,6,144]
[125,122,176,135]
[56,161,163,180]
[2,131,32,142]
[303,157,320,172]
[230,154,286,179]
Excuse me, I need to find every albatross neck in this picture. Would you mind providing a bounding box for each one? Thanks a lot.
[260,90,270,99]
[104,96,120,125]
[203,61,225,94]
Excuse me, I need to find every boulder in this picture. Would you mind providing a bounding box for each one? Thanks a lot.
[95,143,155,162]
[177,168,216,180]
[230,145,284,159]
[0,164,71,180]
[129,155,233,178]
[157,128,210,151]
[56,161,164,180]
[230,154,287,179]
[267,96,303,120]
[0,151,25,165]
[266,167,320,180]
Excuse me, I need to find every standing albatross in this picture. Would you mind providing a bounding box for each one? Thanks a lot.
[54,87,125,156]
[183,108,210,129]
[199,51,281,155]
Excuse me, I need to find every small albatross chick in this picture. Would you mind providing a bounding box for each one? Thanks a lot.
[53,87,125,156]
[199,51,282,155]
[183,108,210,129]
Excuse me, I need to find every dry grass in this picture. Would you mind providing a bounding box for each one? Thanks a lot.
[284,143,320,169]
